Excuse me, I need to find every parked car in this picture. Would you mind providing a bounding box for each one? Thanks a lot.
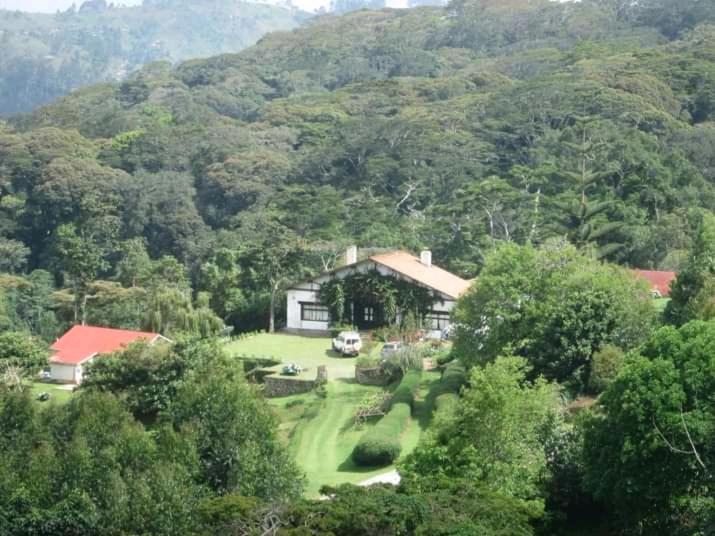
[38,370,51,380]
[332,331,362,356]
[380,341,403,359]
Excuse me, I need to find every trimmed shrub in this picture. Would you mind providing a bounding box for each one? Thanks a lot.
[391,370,422,408]
[440,362,467,394]
[351,435,403,466]
[352,371,421,467]
[433,362,467,415]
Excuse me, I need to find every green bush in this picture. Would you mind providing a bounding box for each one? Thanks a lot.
[589,345,624,393]
[391,370,421,408]
[356,356,380,369]
[373,325,401,342]
[352,371,421,466]
[433,362,466,415]
[440,363,467,394]
[330,323,355,338]
[435,349,454,366]
[351,435,403,466]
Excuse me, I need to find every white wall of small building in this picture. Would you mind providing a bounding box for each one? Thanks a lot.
[50,356,94,384]
[50,363,76,383]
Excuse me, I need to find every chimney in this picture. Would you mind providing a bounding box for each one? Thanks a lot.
[346,245,358,266]
[420,250,432,268]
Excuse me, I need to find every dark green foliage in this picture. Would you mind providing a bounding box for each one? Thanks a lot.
[81,338,224,422]
[0,1,712,339]
[271,479,539,535]
[401,357,559,510]
[0,331,48,374]
[454,242,656,392]
[320,271,437,326]
[0,390,203,535]
[171,361,304,499]
[588,344,625,393]
[0,1,307,115]
[665,212,715,325]
[352,370,420,466]
[0,337,305,535]
[583,320,715,532]
[432,362,467,414]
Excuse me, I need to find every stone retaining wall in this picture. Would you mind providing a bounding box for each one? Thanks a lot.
[264,376,316,397]
[263,366,329,397]
[355,366,389,386]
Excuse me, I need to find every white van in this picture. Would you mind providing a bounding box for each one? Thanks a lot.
[332,331,362,357]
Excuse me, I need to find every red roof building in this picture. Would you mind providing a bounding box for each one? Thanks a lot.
[634,270,676,298]
[49,325,167,384]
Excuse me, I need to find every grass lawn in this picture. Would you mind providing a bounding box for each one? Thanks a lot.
[28,381,74,405]
[226,333,441,497]
[267,370,441,497]
[225,332,378,380]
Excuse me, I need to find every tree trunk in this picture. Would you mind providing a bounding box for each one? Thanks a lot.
[269,285,277,333]
[81,293,88,326]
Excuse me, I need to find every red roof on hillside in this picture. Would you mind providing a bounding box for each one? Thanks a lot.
[50,325,161,365]
[634,270,676,297]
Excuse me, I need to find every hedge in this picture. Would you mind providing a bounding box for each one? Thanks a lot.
[434,362,467,414]
[352,370,421,467]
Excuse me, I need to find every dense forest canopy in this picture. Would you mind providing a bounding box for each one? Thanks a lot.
[0,0,310,114]
[0,0,714,336]
[3,1,715,534]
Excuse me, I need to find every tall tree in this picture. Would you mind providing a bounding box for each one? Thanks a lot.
[401,355,559,510]
[665,212,715,326]
[554,118,622,259]
[240,219,316,332]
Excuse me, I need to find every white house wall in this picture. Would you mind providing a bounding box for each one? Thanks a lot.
[287,261,459,333]
[50,363,75,383]
[286,285,329,331]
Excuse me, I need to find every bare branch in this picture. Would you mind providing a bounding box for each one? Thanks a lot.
[653,417,692,456]
[396,182,418,212]
[652,413,709,473]
[680,410,708,472]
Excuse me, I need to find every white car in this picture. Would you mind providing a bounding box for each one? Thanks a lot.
[332,331,362,356]
[380,341,403,359]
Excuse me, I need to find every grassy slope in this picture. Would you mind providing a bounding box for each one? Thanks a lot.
[228,333,440,496]
[270,372,441,497]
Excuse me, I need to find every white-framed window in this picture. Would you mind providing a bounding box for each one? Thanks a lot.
[364,307,375,322]
[425,311,450,331]
[301,303,330,322]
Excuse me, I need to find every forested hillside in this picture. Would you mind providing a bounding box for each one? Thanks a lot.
[1,0,715,336]
[0,0,308,114]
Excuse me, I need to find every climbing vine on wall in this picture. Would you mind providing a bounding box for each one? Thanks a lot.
[319,270,437,326]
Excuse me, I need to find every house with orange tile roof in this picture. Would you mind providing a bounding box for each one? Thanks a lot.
[49,325,170,384]
[286,247,472,336]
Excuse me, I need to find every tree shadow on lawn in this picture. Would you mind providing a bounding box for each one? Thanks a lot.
[324,349,357,360]
[334,377,358,385]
